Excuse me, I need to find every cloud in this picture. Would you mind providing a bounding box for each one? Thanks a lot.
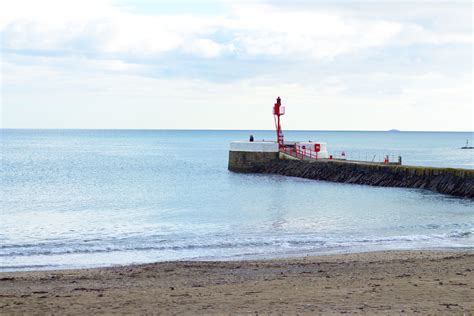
[1,1,470,61]
[227,4,402,59]
[185,38,234,58]
[1,0,223,57]
[1,0,472,130]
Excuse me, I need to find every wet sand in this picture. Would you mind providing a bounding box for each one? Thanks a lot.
[0,250,473,314]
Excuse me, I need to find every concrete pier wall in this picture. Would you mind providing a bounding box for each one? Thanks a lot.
[228,141,280,172]
[228,151,279,172]
[236,159,474,198]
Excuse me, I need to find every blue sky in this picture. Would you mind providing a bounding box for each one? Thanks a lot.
[1,0,472,131]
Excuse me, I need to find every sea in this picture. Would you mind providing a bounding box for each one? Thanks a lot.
[1,129,473,272]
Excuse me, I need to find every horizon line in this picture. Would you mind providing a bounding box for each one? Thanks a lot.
[1,128,473,133]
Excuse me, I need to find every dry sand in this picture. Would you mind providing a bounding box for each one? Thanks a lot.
[0,250,473,314]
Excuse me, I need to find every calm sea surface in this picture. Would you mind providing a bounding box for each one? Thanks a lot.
[1,129,473,271]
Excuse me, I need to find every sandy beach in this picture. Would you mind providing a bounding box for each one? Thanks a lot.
[0,250,472,314]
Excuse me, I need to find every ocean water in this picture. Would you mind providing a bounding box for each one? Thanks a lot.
[1,129,473,272]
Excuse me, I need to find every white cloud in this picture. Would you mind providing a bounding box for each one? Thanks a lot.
[1,1,470,59]
[2,56,472,131]
[1,0,472,130]
[0,0,223,57]
[186,38,232,58]
[227,4,402,59]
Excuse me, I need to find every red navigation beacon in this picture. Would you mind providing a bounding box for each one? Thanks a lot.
[273,96,285,148]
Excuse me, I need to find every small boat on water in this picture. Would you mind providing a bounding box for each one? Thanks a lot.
[461,139,473,149]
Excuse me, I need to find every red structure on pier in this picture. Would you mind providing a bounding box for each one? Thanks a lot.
[273,96,285,148]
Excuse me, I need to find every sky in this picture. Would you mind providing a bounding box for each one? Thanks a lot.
[0,0,472,131]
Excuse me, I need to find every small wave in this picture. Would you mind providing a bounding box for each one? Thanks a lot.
[1,229,472,258]
[0,264,57,270]
[447,231,472,238]
[0,240,277,257]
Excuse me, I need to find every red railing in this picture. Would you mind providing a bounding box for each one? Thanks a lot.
[280,145,319,160]
[331,152,402,165]
[281,146,402,165]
